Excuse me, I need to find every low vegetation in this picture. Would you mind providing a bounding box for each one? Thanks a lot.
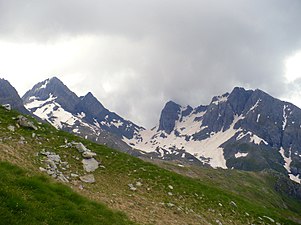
[0,106,300,224]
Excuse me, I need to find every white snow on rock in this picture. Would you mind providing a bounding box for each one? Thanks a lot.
[256,114,260,123]
[278,147,300,183]
[236,131,268,145]
[235,152,248,158]
[25,94,94,130]
[289,174,301,184]
[125,114,245,169]
[25,93,57,109]
[247,99,261,114]
[174,110,206,136]
[111,119,124,128]
[211,95,228,105]
[94,119,101,128]
[279,147,292,172]
[77,112,86,119]
[282,105,289,130]
[36,79,49,91]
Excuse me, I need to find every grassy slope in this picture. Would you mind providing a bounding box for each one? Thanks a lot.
[0,106,300,225]
[0,162,136,225]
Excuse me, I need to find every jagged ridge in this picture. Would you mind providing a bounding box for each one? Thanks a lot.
[22,77,143,153]
[125,87,301,184]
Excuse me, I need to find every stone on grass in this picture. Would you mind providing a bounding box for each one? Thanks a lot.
[7,125,15,132]
[80,174,95,183]
[2,104,11,111]
[74,142,88,153]
[57,174,69,183]
[230,201,237,208]
[82,158,99,172]
[17,115,38,130]
[136,181,142,187]
[128,184,137,191]
[82,151,97,159]
[47,154,61,163]
[166,202,175,208]
[215,219,222,225]
[45,159,57,169]
[39,167,47,172]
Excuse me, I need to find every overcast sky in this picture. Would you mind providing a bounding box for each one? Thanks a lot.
[1,0,301,128]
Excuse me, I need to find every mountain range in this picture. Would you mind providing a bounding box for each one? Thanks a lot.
[125,87,301,184]
[1,77,301,184]
[22,77,143,154]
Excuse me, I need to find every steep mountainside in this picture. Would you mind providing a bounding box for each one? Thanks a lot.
[22,77,143,153]
[125,87,301,184]
[0,105,300,225]
[0,78,29,114]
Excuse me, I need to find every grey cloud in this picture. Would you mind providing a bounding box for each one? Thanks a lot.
[1,0,301,127]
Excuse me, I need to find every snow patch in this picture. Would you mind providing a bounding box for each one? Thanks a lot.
[111,119,124,128]
[211,95,228,105]
[25,93,57,109]
[256,114,260,123]
[174,110,206,136]
[282,105,289,130]
[77,112,86,119]
[93,119,101,128]
[236,131,268,145]
[26,95,94,131]
[235,152,248,158]
[125,114,245,169]
[36,79,49,91]
[247,99,261,114]
[29,96,37,101]
[279,147,292,172]
[289,174,301,184]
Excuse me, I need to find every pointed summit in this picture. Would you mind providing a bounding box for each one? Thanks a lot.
[76,92,107,118]
[22,77,79,112]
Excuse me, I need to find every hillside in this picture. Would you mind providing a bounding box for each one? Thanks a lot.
[0,162,136,225]
[0,106,301,224]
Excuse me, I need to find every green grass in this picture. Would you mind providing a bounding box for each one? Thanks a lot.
[0,161,137,225]
[0,106,301,224]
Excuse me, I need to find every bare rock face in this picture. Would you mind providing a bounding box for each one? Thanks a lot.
[0,78,29,114]
[158,101,182,134]
[82,158,99,172]
[79,174,95,183]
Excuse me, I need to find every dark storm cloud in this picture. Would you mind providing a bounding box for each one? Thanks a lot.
[1,0,301,127]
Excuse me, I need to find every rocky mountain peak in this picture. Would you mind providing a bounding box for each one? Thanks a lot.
[0,78,29,114]
[22,77,79,112]
[158,100,182,134]
[126,87,301,184]
[76,92,107,119]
